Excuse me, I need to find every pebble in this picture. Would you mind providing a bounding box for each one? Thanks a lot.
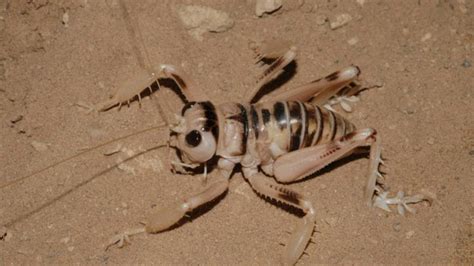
[324,217,338,226]
[421,33,432,42]
[427,137,435,145]
[0,226,8,240]
[405,230,415,239]
[392,222,401,232]
[60,236,70,244]
[87,127,106,138]
[255,0,282,17]
[347,37,359,45]
[30,140,49,152]
[10,114,23,124]
[315,15,327,26]
[462,59,471,68]
[98,81,105,89]
[103,143,123,156]
[330,13,352,30]
[177,5,234,41]
[62,11,69,27]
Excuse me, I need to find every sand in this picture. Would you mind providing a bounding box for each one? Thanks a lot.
[1,0,472,264]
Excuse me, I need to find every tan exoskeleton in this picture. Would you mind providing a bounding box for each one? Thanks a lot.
[101,42,429,265]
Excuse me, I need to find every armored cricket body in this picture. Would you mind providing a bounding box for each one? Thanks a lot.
[99,42,428,265]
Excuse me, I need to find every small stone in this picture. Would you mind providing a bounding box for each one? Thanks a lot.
[330,13,352,30]
[347,37,359,45]
[392,222,401,232]
[421,33,432,42]
[31,140,49,152]
[300,2,317,13]
[324,217,338,226]
[462,59,471,68]
[427,137,435,145]
[405,230,415,239]
[356,0,366,6]
[255,0,282,17]
[60,236,70,244]
[87,127,106,138]
[401,107,415,115]
[62,11,69,27]
[98,81,105,89]
[10,115,23,124]
[402,28,409,35]
[315,15,327,26]
[0,226,8,240]
[116,158,136,175]
[177,5,234,41]
[368,238,378,244]
[103,144,122,156]
[459,3,468,14]
[67,246,74,252]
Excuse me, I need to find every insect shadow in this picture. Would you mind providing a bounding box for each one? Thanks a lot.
[252,60,297,103]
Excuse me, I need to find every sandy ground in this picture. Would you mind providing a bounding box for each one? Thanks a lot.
[1,0,473,264]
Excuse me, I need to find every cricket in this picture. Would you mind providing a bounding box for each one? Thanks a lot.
[1,1,433,265]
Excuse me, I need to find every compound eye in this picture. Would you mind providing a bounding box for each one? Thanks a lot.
[185,130,201,147]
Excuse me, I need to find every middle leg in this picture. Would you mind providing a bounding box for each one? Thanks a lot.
[246,173,316,265]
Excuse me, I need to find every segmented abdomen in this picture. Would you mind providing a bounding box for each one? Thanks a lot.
[250,101,355,159]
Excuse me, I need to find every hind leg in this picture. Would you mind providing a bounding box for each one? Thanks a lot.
[258,65,362,113]
[273,128,382,205]
[273,128,429,213]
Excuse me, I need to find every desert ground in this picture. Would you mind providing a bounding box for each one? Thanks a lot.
[1,0,473,264]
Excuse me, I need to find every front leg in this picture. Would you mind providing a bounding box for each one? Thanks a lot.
[160,64,209,102]
[106,158,234,249]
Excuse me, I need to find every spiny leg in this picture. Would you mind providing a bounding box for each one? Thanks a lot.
[273,128,428,212]
[160,64,209,102]
[258,66,362,112]
[106,159,235,250]
[106,178,230,250]
[246,173,316,265]
[247,41,298,103]
[274,128,383,206]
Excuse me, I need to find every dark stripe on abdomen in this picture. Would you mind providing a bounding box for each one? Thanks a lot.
[311,106,323,145]
[273,102,287,130]
[236,104,248,154]
[288,101,303,151]
[250,105,260,139]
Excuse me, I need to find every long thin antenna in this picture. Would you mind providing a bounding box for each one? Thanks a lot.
[0,124,167,190]
[2,144,167,228]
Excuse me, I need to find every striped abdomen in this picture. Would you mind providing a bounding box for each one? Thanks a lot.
[251,101,355,159]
